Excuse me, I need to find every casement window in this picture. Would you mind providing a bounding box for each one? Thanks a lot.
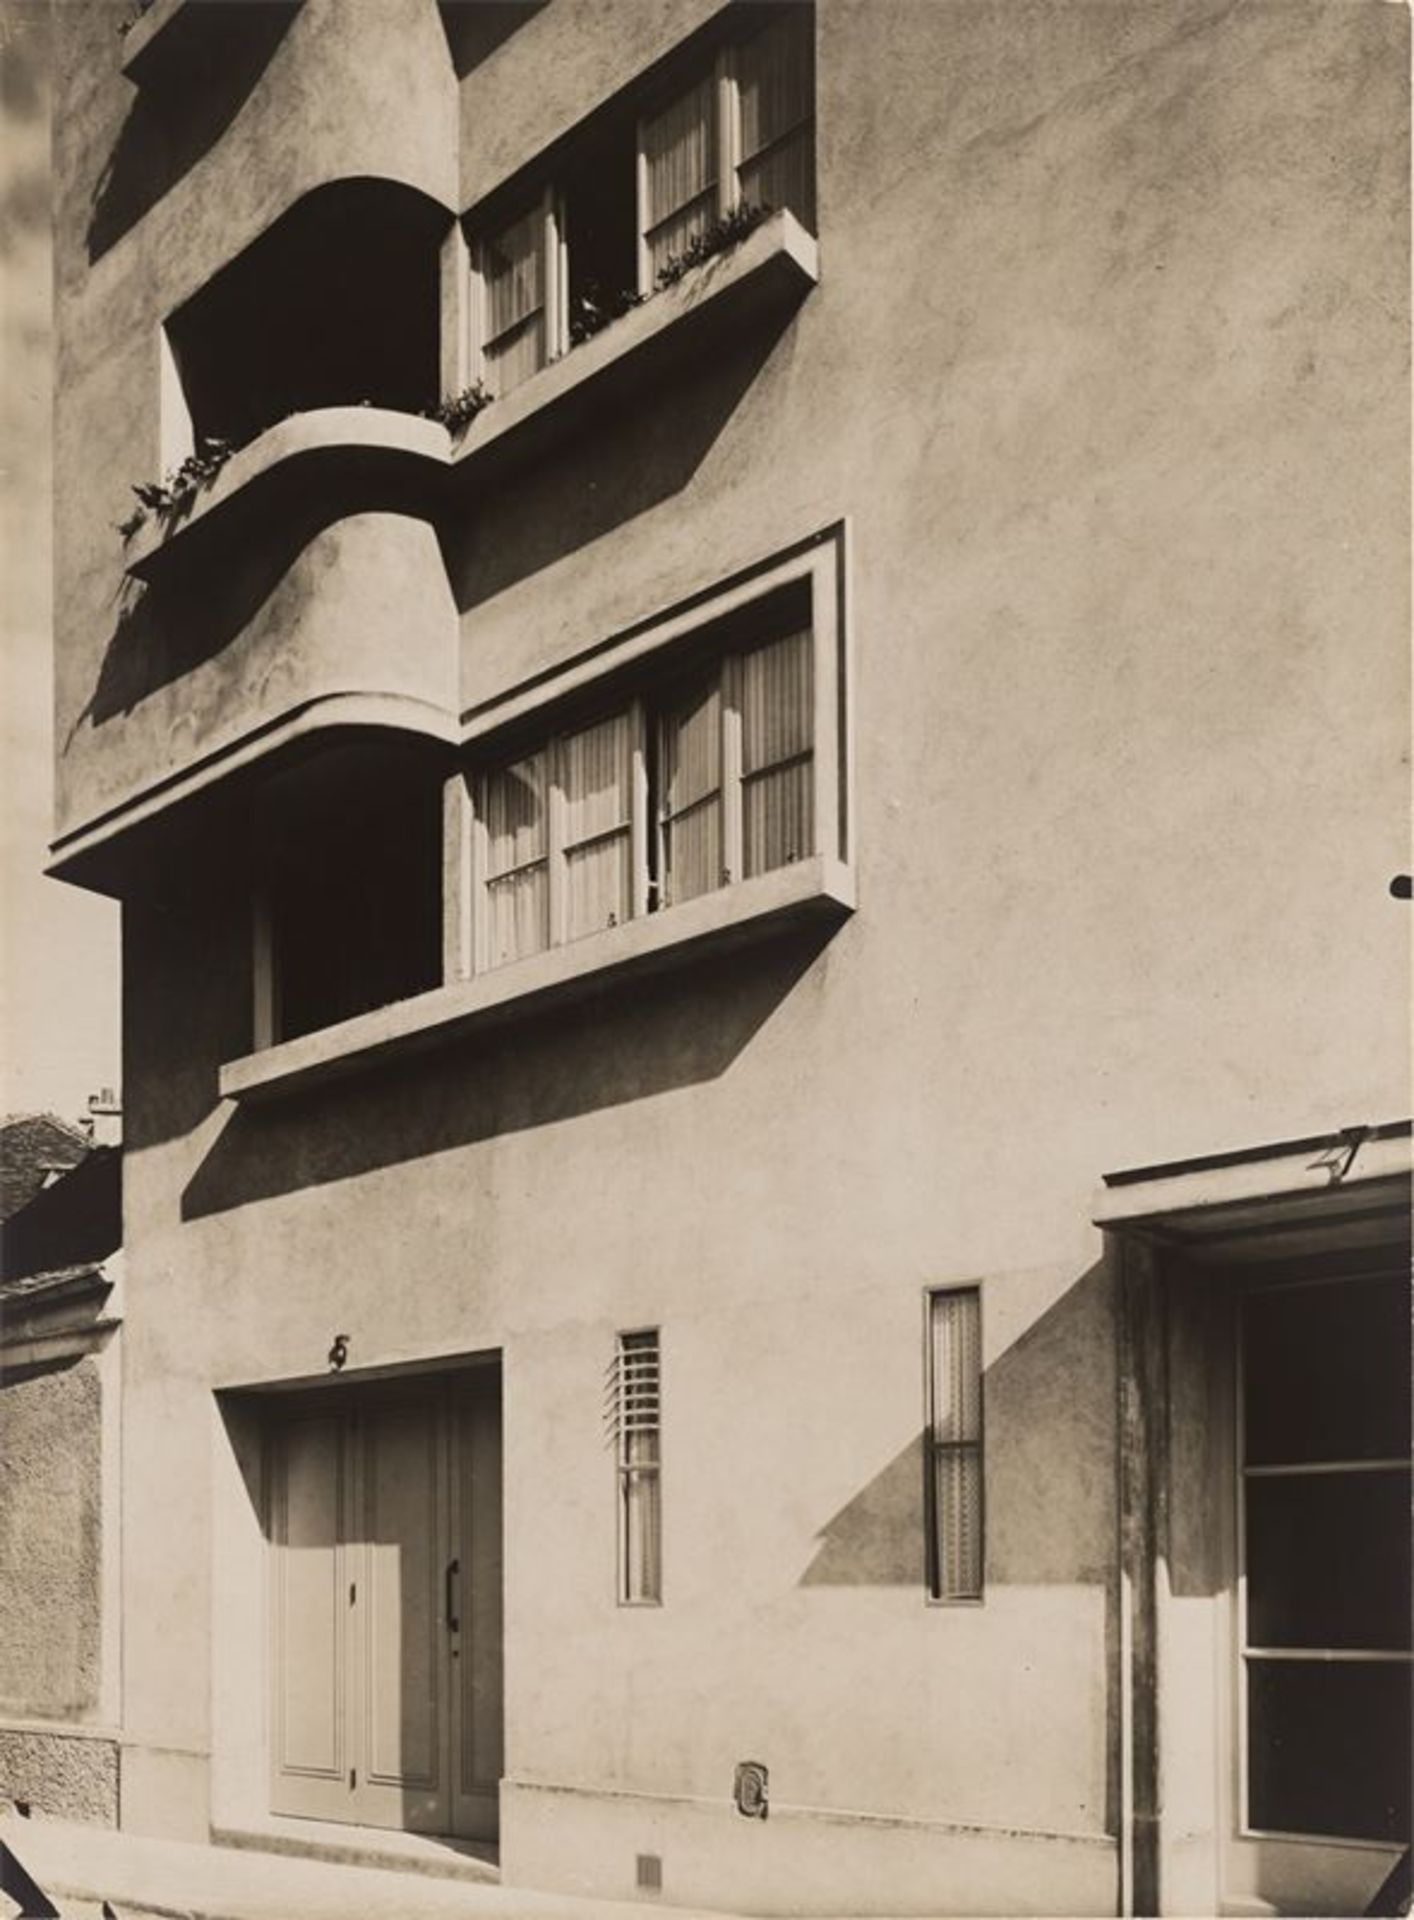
[925,1287,984,1602]
[613,1330,662,1605]
[469,4,815,396]
[471,616,814,972]
[640,5,816,285]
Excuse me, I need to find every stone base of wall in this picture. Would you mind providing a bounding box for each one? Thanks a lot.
[0,1723,119,1827]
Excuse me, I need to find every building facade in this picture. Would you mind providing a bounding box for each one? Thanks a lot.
[40,0,1409,1913]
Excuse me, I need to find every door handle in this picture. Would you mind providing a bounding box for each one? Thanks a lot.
[445,1557,460,1634]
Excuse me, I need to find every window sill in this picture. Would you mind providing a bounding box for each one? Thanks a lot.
[220,853,853,1104]
[123,407,450,583]
[447,208,819,486]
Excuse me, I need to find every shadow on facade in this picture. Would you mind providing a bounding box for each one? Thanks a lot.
[81,481,437,734]
[179,924,839,1218]
[436,0,548,77]
[443,318,799,615]
[798,1259,1130,1841]
[87,3,300,263]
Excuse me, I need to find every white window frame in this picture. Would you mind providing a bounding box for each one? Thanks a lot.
[464,7,816,393]
[461,529,847,982]
[636,9,814,296]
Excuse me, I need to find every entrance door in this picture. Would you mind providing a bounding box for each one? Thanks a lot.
[268,1368,502,1839]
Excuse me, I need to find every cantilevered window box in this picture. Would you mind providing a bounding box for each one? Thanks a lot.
[445,209,819,490]
[221,853,853,1103]
[123,407,450,584]
[121,0,302,87]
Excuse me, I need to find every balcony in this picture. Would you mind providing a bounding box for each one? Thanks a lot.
[121,0,303,89]
[221,852,855,1104]
[445,208,818,494]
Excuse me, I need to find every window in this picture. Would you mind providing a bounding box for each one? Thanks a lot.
[1239,1270,1411,1843]
[613,1330,662,1605]
[469,4,815,395]
[925,1288,983,1602]
[470,606,814,974]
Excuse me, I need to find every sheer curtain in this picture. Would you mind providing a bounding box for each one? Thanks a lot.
[482,202,546,396]
[642,75,718,280]
[560,711,635,943]
[482,751,549,967]
[929,1289,983,1600]
[659,678,723,906]
[740,626,814,878]
[736,10,815,229]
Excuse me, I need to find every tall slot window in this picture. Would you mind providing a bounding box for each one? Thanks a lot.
[472,613,815,973]
[926,1287,984,1602]
[735,7,816,231]
[614,1330,662,1605]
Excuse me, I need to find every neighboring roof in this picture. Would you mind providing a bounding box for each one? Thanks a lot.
[0,1145,122,1284]
[0,1112,92,1222]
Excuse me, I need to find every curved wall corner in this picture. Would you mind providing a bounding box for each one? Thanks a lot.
[54,512,459,871]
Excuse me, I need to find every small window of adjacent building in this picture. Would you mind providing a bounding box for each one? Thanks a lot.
[614,1330,662,1605]
[468,3,815,396]
[469,606,814,972]
[926,1287,983,1602]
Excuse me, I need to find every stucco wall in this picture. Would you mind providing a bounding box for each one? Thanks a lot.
[50,0,1409,1905]
[0,1360,103,1719]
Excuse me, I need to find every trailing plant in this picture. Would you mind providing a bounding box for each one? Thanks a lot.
[117,0,158,32]
[123,435,235,537]
[654,201,771,290]
[568,281,645,347]
[426,382,493,436]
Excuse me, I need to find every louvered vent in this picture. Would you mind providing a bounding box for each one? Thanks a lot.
[611,1330,662,1604]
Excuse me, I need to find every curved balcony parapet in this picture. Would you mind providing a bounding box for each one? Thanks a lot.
[55,509,457,893]
[123,406,451,582]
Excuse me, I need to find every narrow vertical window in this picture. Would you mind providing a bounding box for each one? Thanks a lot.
[615,1330,662,1605]
[926,1287,983,1601]
[640,73,718,284]
[735,8,816,230]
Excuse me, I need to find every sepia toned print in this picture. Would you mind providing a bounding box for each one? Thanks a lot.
[1,1,1409,1915]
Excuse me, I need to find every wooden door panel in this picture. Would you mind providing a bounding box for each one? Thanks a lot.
[353,1397,449,1832]
[270,1413,349,1819]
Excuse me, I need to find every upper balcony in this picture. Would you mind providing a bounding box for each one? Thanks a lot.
[55,5,820,897]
